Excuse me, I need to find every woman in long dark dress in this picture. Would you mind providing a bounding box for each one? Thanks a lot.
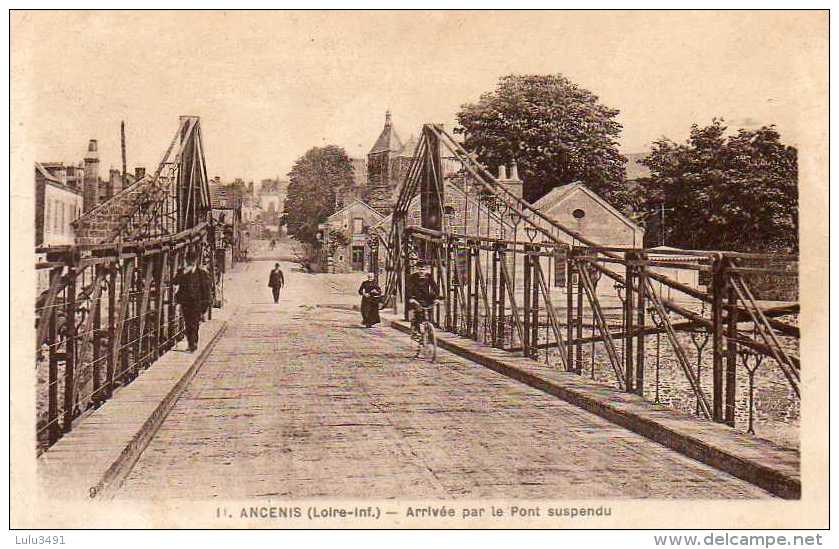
[358,273,382,327]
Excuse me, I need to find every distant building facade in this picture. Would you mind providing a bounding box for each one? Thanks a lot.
[258,178,288,236]
[40,138,142,217]
[35,162,84,247]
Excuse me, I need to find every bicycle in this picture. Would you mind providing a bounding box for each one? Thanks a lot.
[409,299,440,362]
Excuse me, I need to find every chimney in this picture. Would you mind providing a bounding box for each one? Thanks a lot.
[384,109,392,128]
[135,166,146,180]
[83,139,100,212]
[109,168,122,199]
[497,160,523,200]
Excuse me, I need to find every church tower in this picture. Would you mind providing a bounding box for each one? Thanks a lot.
[366,110,404,215]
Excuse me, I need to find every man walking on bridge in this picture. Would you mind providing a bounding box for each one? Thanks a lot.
[268,263,285,303]
[174,254,212,352]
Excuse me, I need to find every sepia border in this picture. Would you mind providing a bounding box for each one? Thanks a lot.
[8,8,830,530]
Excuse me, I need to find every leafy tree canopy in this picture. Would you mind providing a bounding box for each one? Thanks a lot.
[284,145,354,246]
[640,119,798,252]
[455,74,630,209]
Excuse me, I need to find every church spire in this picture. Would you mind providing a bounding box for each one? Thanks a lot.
[369,109,403,155]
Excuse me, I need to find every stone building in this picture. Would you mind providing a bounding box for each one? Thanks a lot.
[527,181,644,248]
[320,199,384,273]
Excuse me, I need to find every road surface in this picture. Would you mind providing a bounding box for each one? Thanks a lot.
[117,260,770,499]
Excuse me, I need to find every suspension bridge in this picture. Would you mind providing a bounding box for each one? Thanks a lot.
[35,117,801,502]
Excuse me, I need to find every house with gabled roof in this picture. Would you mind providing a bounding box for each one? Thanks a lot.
[527,182,644,248]
[320,198,385,273]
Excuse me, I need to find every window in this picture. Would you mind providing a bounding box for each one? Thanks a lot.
[572,208,586,219]
[352,217,364,234]
[45,200,52,234]
[351,246,365,271]
[60,203,65,234]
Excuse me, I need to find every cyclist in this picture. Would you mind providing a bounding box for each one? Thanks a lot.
[407,262,440,336]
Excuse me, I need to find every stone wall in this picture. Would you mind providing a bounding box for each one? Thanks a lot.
[366,152,391,215]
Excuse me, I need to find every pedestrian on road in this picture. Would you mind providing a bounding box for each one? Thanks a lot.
[173,254,212,352]
[268,263,285,303]
[358,273,382,327]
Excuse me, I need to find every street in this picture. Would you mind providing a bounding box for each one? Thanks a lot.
[115,260,769,499]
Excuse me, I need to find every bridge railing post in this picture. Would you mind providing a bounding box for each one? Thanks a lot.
[471,243,480,340]
[575,250,584,374]
[46,263,61,445]
[445,237,452,332]
[92,265,103,405]
[434,240,443,328]
[402,233,411,322]
[120,257,132,382]
[106,263,116,398]
[522,243,531,356]
[491,243,498,348]
[625,252,636,393]
[566,248,576,373]
[725,257,738,427]
[635,253,647,396]
[154,249,167,360]
[465,239,473,338]
[711,254,727,423]
[62,253,78,434]
[497,244,507,349]
[530,243,540,359]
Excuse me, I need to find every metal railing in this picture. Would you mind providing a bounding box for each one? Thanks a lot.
[401,226,799,444]
[34,224,216,452]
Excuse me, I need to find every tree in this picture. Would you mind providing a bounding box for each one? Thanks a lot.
[640,119,798,252]
[455,74,629,209]
[284,145,354,246]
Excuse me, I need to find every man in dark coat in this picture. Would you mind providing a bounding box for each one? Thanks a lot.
[268,263,285,303]
[406,262,440,333]
[173,256,212,352]
[358,272,382,327]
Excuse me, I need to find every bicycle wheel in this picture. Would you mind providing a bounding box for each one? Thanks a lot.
[422,322,437,362]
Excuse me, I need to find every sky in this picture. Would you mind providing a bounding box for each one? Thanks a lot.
[11,11,827,183]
